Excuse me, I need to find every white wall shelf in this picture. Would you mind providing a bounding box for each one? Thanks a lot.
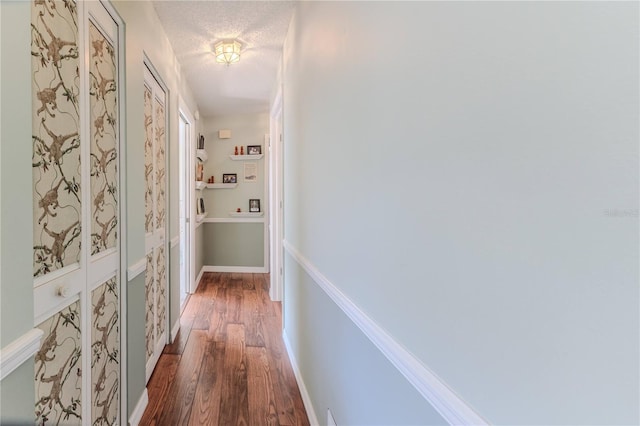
[229,154,264,161]
[196,149,208,162]
[229,211,264,217]
[206,183,238,189]
[195,180,206,190]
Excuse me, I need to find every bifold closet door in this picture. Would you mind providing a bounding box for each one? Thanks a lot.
[143,66,168,381]
[31,1,122,424]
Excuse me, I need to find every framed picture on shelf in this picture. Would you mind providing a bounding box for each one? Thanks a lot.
[222,173,237,184]
[247,145,261,155]
[244,162,257,182]
[249,199,260,213]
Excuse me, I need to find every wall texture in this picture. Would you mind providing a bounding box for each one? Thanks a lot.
[0,1,36,422]
[281,2,638,424]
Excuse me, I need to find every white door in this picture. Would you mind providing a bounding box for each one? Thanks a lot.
[32,1,123,424]
[178,110,191,309]
[143,65,168,382]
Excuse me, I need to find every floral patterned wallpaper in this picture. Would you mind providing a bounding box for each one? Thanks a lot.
[156,247,166,341]
[89,22,118,255]
[145,252,154,362]
[154,99,166,232]
[35,301,82,425]
[31,0,81,277]
[144,86,154,234]
[91,278,119,426]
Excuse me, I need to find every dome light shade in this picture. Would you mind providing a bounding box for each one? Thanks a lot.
[214,40,242,65]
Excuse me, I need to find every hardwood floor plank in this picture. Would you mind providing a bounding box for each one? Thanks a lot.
[244,289,266,347]
[188,341,225,426]
[154,330,208,425]
[247,346,279,426]
[140,354,180,425]
[219,323,250,426]
[140,273,309,426]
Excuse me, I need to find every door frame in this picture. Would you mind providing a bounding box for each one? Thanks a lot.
[269,89,284,301]
[178,97,195,302]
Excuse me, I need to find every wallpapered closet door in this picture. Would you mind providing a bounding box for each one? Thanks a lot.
[31,1,121,425]
[143,66,168,382]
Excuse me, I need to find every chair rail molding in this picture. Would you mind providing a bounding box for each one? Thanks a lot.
[127,257,147,281]
[283,240,488,426]
[0,328,44,380]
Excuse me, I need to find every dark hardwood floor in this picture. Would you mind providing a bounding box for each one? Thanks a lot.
[140,272,310,426]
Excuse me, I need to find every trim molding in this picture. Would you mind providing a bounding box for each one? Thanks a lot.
[283,331,320,426]
[170,235,179,249]
[195,266,206,291]
[128,388,148,426]
[171,319,180,342]
[127,257,146,281]
[202,265,268,274]
[283,240,488,426]
[0,328,44,380]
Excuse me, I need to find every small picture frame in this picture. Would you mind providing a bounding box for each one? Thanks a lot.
[249,199,260,213]
[222,173,237,184]
[247,145,262,155]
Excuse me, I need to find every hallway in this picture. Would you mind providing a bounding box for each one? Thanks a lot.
[139,273,309,425]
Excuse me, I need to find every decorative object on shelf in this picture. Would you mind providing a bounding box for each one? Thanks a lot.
[198,134,204,149]
[223,173,237,184]
[208,176,215,184]
[240,146,244,155]
[200,198,206,215]
[244,163,257,182]
[196,163,204,181]
[247,145,261,155]
[214,39,242,65]
[249,199,261,213]
[234,146,239,155]
[237,207,242,213]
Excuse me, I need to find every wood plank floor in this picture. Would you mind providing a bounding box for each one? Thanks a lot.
[140,272,310,426]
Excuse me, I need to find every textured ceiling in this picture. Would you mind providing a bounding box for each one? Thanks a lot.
[152,1,296,117]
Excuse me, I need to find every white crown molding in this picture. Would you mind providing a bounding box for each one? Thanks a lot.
[283,330,320,426]
[127,257,146,282]
[0,328,44,381]
[128,388,148,426]
[283,240,488,426]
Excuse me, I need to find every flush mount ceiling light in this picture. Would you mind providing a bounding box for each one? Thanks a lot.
[214,39,242,65]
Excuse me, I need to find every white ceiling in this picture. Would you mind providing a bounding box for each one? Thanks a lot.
[152,1,296,117]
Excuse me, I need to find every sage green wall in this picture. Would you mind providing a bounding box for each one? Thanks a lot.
[284,253,446,425]
[0,1,36,422]
[281,2,638,424]
[203,223,264,267]
[126,273,145,416]
[170,243,180,329]
[195,225,205,279]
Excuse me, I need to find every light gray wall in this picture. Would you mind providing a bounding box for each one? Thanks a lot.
[195,225,205,279]
[126,274,145,417]
[0,1,36,422]
[203,223,264,267]
[281,2,638,424]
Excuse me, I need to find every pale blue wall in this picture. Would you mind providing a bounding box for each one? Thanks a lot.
[281,2,638,424]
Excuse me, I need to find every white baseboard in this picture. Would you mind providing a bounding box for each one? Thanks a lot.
[202,265,268,274]
[128,388,148,426]
[171,319,180,342]
[0,328,44,380]
[283,240,488,426]
[282,330,320,426]
[195,266,206,291]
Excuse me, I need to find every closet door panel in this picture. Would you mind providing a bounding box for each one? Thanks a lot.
[145,252,155,363]
[35,300,83,425]
[91,277,119,426]
[32,0,82,280]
